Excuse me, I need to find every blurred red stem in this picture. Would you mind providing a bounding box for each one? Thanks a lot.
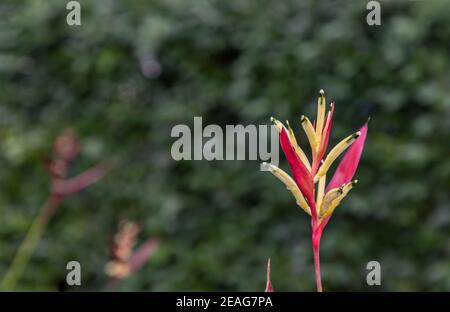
[312,220,323,292]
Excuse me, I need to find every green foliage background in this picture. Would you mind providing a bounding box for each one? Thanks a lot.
[0,0,449,291]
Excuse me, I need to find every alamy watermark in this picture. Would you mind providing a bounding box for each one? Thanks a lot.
[66,1,81,26]
[171,117,279,171]
[66,260,81,286]
[366,1,381,26]
[366,260,381,286]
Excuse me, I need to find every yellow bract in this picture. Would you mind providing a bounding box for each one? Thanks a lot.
[262,162,311,215]
[319,180,357,219]
[315,89,326,141]
[319,187,343,218]
[300,115,318,152]
[314,131,360,181]
[316,174,326,214]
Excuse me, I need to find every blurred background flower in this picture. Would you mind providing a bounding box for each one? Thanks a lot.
[105,220,159,289]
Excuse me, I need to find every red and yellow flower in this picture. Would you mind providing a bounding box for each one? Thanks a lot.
[263,90,368,291]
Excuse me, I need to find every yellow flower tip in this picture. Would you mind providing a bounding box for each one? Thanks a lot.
[316,132,359,179]
[270,117,284,132]
[348,131,361,141]
[300,115,319,151]
[316,91,326,137]
[347,180,359,188]
[265,162,311,216]
[319,90,325,104]
[285,120,291,128]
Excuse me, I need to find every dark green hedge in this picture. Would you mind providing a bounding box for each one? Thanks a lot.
[0,0,449,291]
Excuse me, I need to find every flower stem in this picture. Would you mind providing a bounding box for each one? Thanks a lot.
[312,227,323,292]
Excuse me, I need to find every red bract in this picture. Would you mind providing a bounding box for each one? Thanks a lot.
[326,121,368,192]
[264,90,368,291]
[279,127,315,210]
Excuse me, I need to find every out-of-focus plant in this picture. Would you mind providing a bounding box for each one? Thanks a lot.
[105,220,160,289]
[263,90,368,291]
[264,257,273,292]
[1,129,111,291]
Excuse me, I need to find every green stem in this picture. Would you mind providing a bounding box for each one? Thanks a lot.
[1,195,61,290]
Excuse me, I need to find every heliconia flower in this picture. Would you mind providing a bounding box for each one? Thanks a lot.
[265,257,274,292]
[263,90,368,291]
